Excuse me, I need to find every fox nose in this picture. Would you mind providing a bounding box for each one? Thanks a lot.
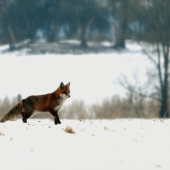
[68,95,70,98]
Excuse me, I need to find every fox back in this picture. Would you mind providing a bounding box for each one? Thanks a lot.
[23,82,70,113]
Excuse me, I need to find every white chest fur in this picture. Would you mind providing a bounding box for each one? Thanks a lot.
[54,94,67,111]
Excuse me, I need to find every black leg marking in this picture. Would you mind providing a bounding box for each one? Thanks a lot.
[49,110,61,125]
[21,112,32,123]
[54,117,61,125]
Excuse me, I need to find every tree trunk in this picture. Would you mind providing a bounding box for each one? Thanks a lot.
[28,21,35,43]
[7,24,16,50]
[80,25,87,48]
[113,19,127,49]
[48,20,57,42]
[159,47,169,118]
[159,92,169,118]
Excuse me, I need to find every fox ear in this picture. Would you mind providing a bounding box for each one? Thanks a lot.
[60,82,64,89]
[67,82,70,87]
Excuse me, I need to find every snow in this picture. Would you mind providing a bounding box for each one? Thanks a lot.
[0,119,170,170]
[0,42,169,169]
[0,41,151,105]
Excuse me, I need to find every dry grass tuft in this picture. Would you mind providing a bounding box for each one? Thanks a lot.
[0,132,5,136]
[64,126,75,134]
[104,126,108,131]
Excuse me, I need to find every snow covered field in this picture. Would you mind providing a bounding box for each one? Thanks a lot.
[0,41,151,106]
[0,42,169,169]
[0,119,170,170]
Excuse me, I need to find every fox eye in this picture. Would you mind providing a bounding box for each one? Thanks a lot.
[64,91,70,94]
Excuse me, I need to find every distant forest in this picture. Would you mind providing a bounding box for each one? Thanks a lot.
[0,0,169,50]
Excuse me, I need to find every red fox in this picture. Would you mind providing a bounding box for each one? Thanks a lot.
[0,82,70,125]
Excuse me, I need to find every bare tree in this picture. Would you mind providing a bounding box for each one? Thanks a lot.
[65,0,108,48]
[120,0,170,118]
[0,0,16,50]
[108,0,130,48]
[143,0,170,118]
[108,0,145,48]
[44,0,64,42]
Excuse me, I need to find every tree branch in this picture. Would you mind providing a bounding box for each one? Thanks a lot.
[119,76,161,101]
[138,41,157,65]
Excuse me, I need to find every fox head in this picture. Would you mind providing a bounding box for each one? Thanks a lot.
[59,82,71,98]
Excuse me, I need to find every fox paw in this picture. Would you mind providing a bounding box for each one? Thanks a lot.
[54,120,61,125]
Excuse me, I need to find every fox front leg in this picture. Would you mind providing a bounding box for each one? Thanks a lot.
[54,116,61,125]
[49,110,61,125]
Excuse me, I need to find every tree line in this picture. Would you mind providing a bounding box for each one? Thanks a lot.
[0,0,151,50]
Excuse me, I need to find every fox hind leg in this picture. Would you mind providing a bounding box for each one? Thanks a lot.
[21,112,32,123]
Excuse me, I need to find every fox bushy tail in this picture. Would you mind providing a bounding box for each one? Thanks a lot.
[0,100,23,123]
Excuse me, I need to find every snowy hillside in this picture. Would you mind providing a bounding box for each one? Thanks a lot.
[0,119,169,170]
